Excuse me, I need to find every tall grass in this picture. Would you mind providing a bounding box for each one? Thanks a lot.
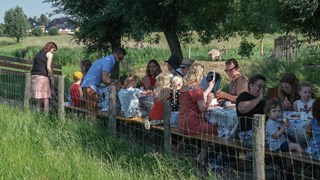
[0,105,203,179]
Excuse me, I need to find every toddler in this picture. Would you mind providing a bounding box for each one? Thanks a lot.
[293,82,314,113]
[265,98,303,152]
[68,71,83,107]
[170,75,183,128]
[122,74,149,118]
[305,97,320,161]
[118,74,128,114]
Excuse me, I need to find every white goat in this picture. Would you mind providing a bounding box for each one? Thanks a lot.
[208,47,226,61]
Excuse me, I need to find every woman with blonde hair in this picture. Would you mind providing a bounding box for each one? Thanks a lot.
[178,63,217,135]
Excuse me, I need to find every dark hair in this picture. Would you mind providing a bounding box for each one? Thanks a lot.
[248,74,266,90]
[43,42,58,51]
[112,47,127,56]
[146,59,162,76]
[264,97,282,115]
[312,97,320,122]
[81,59,92,75]
[278,72,299,103]
[225,58,239,69]
[299,81,312,91]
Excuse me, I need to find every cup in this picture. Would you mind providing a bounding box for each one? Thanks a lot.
[210,98,218,106]
[225,101,231,106]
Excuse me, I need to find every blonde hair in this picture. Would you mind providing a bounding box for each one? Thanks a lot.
[125,74,139,88]
[171,75,183,90]
[183,63,204,85]
[154,73,171,101]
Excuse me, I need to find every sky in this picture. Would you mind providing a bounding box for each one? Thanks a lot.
[0,0,65,23]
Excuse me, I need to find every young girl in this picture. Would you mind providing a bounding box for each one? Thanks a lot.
[145,73,171,129]
[265,98,303,152]
[305,97,320,161]
[170,75,183,128]
[293,82,314,113]
[278,73,300,111]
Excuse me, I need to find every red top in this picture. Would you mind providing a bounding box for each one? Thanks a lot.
[69,83,81,106]
[142,75,156,90]
[150,97,163,120]
[178,84,218,135]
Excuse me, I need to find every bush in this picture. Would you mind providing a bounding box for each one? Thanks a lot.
[32,27,42,36]
[48,26,59,36]
[238,38,255,59]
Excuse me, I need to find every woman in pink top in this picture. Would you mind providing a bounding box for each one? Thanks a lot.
[178,63,218,135]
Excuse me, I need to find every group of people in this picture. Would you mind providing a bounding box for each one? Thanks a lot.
[30,42,320,161]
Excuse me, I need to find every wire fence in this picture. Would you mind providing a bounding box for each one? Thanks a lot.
[1,69,320,180]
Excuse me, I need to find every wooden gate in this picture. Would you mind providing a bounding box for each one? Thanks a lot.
[274,36,297,60]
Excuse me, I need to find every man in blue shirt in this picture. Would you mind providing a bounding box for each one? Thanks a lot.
[81,47,127,111]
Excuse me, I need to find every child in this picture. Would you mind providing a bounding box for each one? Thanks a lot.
[305,97,320,161]
[122,74,149,118]
[265,98,303,152]
[69,71,83,107]
[170,75,183,128]
[145,73,171,129]
[293,82,314,113]
[117,74,128,115]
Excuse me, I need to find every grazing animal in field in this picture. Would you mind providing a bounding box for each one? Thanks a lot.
[208,47,226,61]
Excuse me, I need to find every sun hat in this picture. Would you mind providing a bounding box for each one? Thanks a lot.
[164,55,181,69]
[73,71,83,80]
[179,58,195,67]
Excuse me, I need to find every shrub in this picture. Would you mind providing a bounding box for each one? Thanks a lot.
[32,27,42,36]
[238,38,255,59]
[48,26,59,36]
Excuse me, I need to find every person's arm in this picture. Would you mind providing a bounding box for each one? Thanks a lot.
[305,123,313,138]
[203,80,215,99]
[271,126,286,139]
[216,91,237,102]
[237,89,264,114]
[78,86,83,99]
[102,71,112,86]
[142,75,151,90]
[46,52,54,89]
[197,99,210,112]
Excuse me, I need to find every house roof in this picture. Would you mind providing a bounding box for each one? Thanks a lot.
[46,17,75,30]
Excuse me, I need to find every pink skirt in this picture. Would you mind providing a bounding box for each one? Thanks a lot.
[30,75,51,99]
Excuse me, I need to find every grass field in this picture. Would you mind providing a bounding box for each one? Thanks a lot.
[0,104,208,179]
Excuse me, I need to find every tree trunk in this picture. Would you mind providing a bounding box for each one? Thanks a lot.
[164,29,183,63]
[259,35,264,59]
[16,37,20,43]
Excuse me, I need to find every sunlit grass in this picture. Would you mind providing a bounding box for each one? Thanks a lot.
[0,104,203,179]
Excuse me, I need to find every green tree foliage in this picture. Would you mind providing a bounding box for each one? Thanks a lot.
[32,27,42,36]
[48,26,59,35]
[0,24,6,36]
[4,6,29,43]
[38,14,50,26]
[238,38,255,59]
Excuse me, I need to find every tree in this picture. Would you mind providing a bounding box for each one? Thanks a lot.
[48,26,59,35]
[33,26,42,36]
[4,6,29,43]
[38,14,50,26]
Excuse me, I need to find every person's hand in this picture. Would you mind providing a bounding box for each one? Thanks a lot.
[208,79,215,87]
[257,88,264,101]
[283,97,292,110]
[284,118,290,128]
[216,90,224,99]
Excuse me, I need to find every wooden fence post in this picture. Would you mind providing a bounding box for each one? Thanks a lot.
[24,73,31,110]
[108,85,117,137]
[163,100,172,153]
[57,76,65,120]
[253,114,266,180]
